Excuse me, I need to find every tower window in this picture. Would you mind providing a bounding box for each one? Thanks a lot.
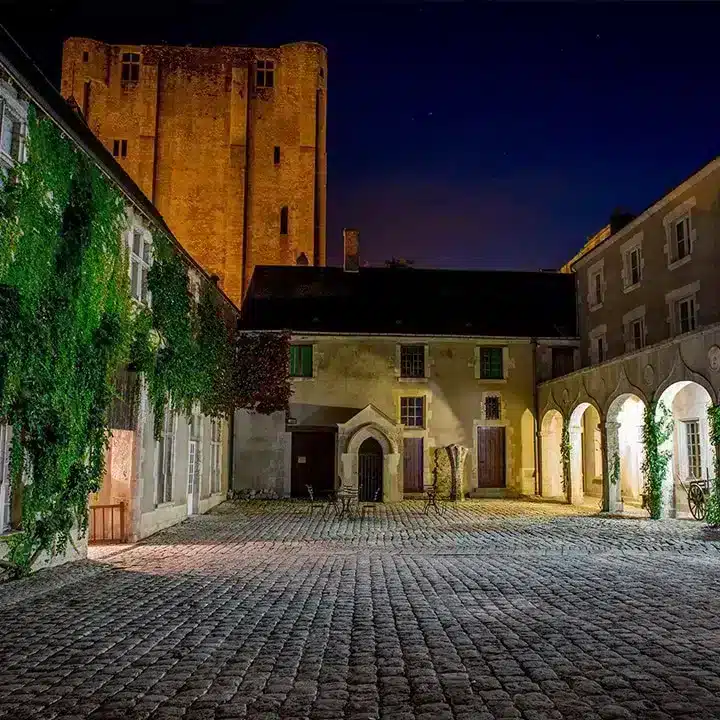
[112,139,128,159]
[274,146,281,165]
[121,52,140,87]
[280,206,288,235]
[82,51,89,63]
[256,59,275,89]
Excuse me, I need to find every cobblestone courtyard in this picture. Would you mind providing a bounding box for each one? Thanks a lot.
[1,499,720,720]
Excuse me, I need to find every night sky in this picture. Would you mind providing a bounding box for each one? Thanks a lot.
[4,1,720,271]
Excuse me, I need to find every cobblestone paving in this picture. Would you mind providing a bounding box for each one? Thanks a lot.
[1,499,720,720]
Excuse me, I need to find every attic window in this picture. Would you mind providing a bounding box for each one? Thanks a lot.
[273,146,281,165]
[280,206,288,235]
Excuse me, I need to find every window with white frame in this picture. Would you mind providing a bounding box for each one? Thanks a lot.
[210,418,222,494]
[623,244,642,289]
[589,325,607,365]
[671,214,691,263]
[187,412,202,498]
[156,408,176,505]
[588,265,604,309]
[0,98,25,165]
[0,424,12,534]
[129,228,151,304]
[630,318,645,351]
[675,295,696,334]
[684,420,702,479]
[400,396,425,428]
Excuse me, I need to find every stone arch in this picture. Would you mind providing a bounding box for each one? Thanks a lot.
[540,409,564,498]
[655,380,714,518]
[605,392,647,513]
[654,374,717,407]
[567,401,603,505]
[346,423,396,456]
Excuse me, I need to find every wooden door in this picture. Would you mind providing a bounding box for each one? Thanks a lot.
[291,431,336,498]
[477,427,506,488]
[403,437,424,492]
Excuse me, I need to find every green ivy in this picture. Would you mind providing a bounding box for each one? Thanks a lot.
[641,400,673,519]
[560,420,570,495]
[0,109,289,577]
[705,404,720,526]
[0,109,134,574]
[610,451,620,486]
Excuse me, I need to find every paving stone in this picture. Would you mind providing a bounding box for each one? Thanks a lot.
[0,499,719,719]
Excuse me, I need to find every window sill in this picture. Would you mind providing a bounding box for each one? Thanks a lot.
[589,302,603,312]
[397,376,428,383]
[668,255,692,271]
[623,282,641,294]
[291,376,315,382]
[478,377,507,384]
[401,425,426,432]
[154,501,174,510]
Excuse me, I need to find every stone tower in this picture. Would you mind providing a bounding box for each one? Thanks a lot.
[61,38,327,304]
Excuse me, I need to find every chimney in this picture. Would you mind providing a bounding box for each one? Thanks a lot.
[343,228,359,272]
[609,207,636,236]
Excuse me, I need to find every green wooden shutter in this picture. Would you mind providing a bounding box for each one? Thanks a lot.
[300,345,313,377]
[289,346,300,376]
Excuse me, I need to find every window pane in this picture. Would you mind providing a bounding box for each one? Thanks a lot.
[141,266,148,302]
[133,229,142,256]
[480,348,503,379]
[1,113,14,155]
[131,259,140,300]
[400,345,424,378]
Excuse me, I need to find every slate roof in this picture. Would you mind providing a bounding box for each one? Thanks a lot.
[241,266,578,338]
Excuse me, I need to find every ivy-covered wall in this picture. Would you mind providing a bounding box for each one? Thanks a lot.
[0,108,289,576]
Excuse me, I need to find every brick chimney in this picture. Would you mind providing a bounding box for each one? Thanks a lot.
[343,228,359,272]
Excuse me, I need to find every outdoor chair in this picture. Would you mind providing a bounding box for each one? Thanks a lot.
[423,483,445,515]
[306,484,339,518]
[336,485,359,519]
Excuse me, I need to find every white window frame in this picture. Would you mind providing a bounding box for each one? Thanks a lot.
[589,324,607,365]
[187,411,203,497]
[666,282,699,336]
[664,198,696,270]
[128,226,152,305]
[620,232,643,293]
[210,418,223,494]
[683,420,702,479]
[155,408,176,506]
[586,258,605,311]
[0,82,28,180]
[622,305,646,352]
[0,424,13,534]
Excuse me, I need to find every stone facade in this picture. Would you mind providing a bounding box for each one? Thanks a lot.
[61,38,328,304]
[567,157,720,367]
[234,335,578,501]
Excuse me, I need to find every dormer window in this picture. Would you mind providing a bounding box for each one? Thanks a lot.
[256,59,275,89]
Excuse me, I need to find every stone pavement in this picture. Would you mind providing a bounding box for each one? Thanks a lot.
[1,499,720,720]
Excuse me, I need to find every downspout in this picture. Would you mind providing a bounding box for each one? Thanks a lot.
[228,405,235,495]
[532,337,541,496]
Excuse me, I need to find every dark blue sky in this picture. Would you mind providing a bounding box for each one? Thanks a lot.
[6,1,720,270]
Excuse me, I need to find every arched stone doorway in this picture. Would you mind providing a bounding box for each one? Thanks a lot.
[605,393,645,512]
[568,402,603,505]
[656,381,714,518]
[541,409,564,498]
[358,437,383,502]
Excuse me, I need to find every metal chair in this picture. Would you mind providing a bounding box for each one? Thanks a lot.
[336,485,359,519]
[359,486,382,521]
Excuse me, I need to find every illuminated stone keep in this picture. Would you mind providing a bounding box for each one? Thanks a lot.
[61,38,328,304]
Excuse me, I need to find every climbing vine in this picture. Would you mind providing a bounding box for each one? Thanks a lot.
[610,451,620,486]
[0,109,134,574]
[641,400,673,519]
[705,404,720,526]
[0,109,289,576]
[560,420,570,495]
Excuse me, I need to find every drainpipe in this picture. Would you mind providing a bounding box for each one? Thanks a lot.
[228,408,235,494]
[531,337,541,496]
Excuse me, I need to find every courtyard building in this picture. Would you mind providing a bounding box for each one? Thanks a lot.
[233,231,579,501]
[0,28,235,561]
[540,156,720,516]
[61,38,328,305]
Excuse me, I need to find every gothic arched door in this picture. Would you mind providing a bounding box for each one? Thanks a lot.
[358,437,383,502]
